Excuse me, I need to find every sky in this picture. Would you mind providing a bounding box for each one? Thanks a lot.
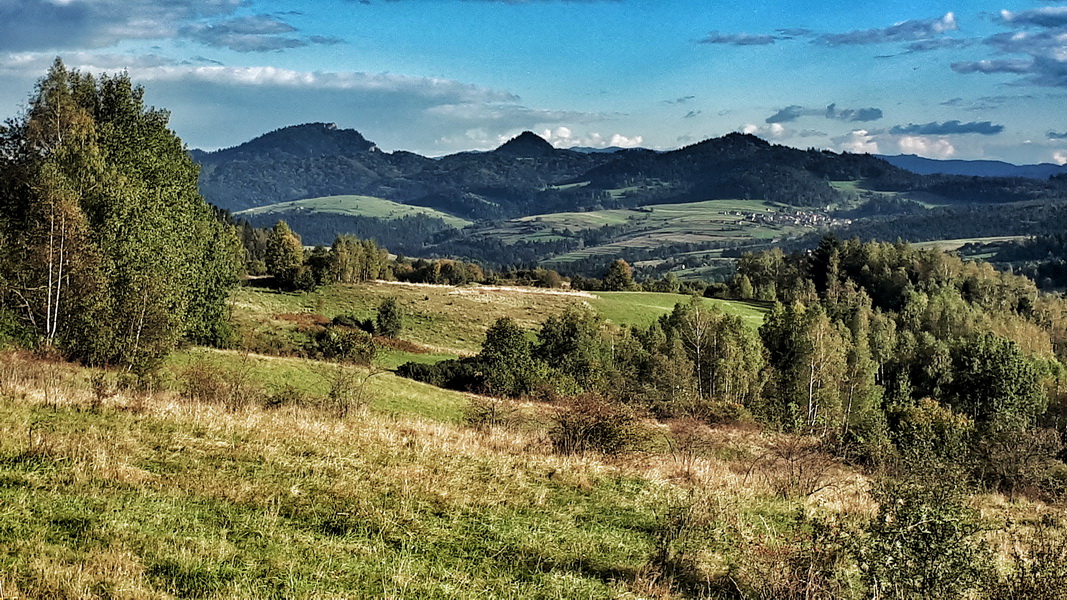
[1,0,1066,164]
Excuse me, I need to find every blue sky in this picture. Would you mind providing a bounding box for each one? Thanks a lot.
[1,0,1065,164]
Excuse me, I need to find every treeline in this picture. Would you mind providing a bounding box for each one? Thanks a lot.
[807,199,1067,247]
[403,237,1067,496]
[241,221,390,291]
[241,210,457,253]
[0,61,241,369]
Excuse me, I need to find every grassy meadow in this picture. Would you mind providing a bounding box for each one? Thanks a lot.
[0,344,875,599]
[233,195,473,229]
[474,199,806,268]
[1,280,1059,599]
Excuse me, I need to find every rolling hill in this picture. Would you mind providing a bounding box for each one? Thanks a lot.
[197,124,1067,274]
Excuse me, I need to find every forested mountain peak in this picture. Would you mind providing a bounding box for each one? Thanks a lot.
[199,122,378,162]
[494,131,557,158]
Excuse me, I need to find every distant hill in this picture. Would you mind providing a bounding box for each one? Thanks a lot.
[194,124,1067,266]
[194,125,909,216]
[494,131,557,158]
[878,154,1067,179]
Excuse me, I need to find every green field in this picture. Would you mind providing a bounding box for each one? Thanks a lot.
[590,291,768,329]
[234,195,473,228]
[233,281,766,360]
[479,199,807,267]
[914,235,1029,252]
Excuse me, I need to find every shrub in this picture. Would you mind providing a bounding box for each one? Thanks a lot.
[463,396,520,431]
[989,514,1067,599]
[265,383,307,409]
[857,472,990,600]
[179,360,259,411]
[396,358,481,391]
[721,512,855,600]
[375,297,403,339]
[549,394,641,455]
[331,313,375,333]
[310,326,376,365]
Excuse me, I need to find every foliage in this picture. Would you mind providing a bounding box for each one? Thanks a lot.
[603,259,636,291]
[374,297,403,338]
[309,326,376,365]
[549,394,642,455]
[0,60,241,366]
[858,472,991,599]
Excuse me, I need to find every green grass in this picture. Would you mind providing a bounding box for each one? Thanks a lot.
[501,199,804,267]
[233,282,768,361]
[233,195,472,228]
[166,347,468,422]
[914,235,1029,252]
[590,292,769,329]
[1,349,836,599]
[0,386,677,598]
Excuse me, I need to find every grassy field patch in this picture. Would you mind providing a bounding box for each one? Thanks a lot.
[234,195,472,228]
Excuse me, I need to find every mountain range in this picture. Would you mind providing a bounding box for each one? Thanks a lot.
[877,154,1067,180]
[193,124,1067,275]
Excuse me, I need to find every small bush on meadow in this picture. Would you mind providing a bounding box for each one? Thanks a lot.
[179,361,260,411]
[464,396,521,431]
[310,326,376,364]
[549,394,642,455]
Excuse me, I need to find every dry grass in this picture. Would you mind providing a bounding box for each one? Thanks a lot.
[0,349,882,598]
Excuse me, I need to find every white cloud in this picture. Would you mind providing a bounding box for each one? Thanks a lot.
[538,128,643,149]
[609,133,643,148]
[1055,150,1067,165]
[0,0,244,51]
[896,135,957,158]
[835,129,880,154]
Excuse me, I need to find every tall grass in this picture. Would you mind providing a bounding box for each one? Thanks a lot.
[0,349,885,599]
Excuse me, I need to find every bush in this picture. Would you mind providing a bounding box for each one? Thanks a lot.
[396,358,481,391]
[990,514,1067,599]
[375,297,403,339]
[310,326,376,364]
[331,313,375,333]
[463,396,521,431]
[179,360,259,411]
[857,472,990,600]
[549,394,642,455]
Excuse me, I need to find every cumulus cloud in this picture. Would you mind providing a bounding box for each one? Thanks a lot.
[825,103,883,122]
[889,120,1004,135]
[1049,131,1067,139]
[1000,7,1067,28]
[180,15,314,53]
[953,10,1067,88]
[766,103,883,124]
[539,127,643,149]
[834,129,880,154]
[742,122,823,141]
[1055,150,1067,165]
[821,13,958,46]
[905,38,973,52]
[766,105,805,123]
[896,135,957,158]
